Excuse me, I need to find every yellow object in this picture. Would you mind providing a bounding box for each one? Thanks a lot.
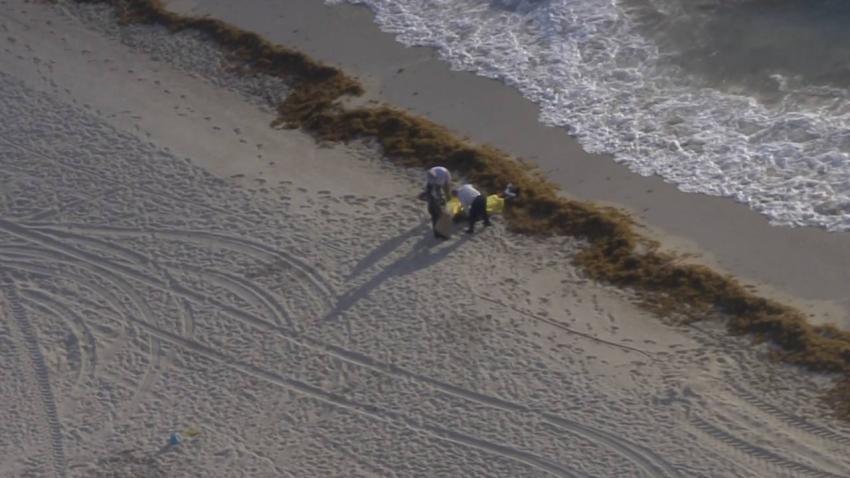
[446,195,505,217]
[486,194,505,214]
[447,197,463,216]
[182,427,200,438]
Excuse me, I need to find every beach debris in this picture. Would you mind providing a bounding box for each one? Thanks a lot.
[168,432,183,447]
[167,426,200,447]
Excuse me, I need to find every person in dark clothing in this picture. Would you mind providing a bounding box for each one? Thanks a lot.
[453,184,491,234]
[467,194,490,234]
[426,186,450,239]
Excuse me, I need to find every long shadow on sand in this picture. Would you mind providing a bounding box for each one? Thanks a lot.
[324,227,471,322]
[345,221,430,280]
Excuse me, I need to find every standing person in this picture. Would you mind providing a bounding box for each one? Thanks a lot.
[425,166,452,201]
[426,185,450,240]
[453,184,491,234]
[420,166,453,239]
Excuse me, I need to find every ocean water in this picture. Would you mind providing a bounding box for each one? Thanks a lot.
[328,0,850,231]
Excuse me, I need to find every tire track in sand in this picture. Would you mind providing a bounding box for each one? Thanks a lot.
[103,311,583,478]
[0,218,679,477]
[690,415,846,478]
[27,224,311,328]
[0,219,586,476]
[1,236,584,475]
[7,227,295,328]
[0,249,132,366]
[19,288,97,396]
[0,246,164,440]
[26,223,336,311]
[724,379,850,447]
[0,273,67,478]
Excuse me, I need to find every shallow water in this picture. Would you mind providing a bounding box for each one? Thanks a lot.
[330,0,850,230]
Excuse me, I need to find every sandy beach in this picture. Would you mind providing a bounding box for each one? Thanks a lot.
[1,0,849,477]
[159,0,850,328]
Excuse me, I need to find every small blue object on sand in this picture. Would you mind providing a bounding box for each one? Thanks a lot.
[169,432,183,446]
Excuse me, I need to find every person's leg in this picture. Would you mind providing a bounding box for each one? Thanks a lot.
[482,197,491,227]
[467,195,483,233]
[428,199,444,238]
[428,199,440,227]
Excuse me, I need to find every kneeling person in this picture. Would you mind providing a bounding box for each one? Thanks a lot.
[453,184,491,234]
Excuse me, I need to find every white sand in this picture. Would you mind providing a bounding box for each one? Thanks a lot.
[0,1,848,477]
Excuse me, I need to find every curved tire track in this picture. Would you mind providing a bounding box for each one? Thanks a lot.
[3,228,295,329]
[1,274,67,478]
[0,224,581,476]
[0,249,132,330]
[0,218,679,477]
[115,315,583,478]
[20,288,97,394]
[0,247,164,435]
[27,224,318,327]
[125,335,164,415]
[167,264,293,329]
[26,223,336,309]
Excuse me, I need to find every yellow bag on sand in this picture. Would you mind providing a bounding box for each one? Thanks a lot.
[446,197,463,217]
[486,194,505,214]
[446,195,505,217]
[434,206,453,238]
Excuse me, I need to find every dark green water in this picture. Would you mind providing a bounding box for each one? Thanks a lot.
[622,0,850,97]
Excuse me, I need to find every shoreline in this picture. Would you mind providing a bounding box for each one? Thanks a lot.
[3,1,850,475]
[163,0,850,328]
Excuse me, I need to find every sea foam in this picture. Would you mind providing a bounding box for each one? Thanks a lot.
[328,0,850,230]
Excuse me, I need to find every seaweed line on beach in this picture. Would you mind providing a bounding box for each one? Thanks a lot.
[69,0,850,419]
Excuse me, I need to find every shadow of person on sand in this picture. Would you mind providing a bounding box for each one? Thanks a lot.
[324,229,471,323]
[344,221,430,281]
